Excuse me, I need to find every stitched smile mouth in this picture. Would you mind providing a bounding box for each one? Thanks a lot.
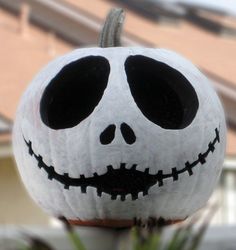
[24,128,220,201]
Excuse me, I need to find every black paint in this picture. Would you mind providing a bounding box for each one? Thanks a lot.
[120,123,136,144]
[24,128,220,201]
[100,124,116,145]
[125,55,199,129]
[40,56,110,130]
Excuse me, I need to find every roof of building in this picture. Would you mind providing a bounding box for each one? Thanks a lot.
[67,0,236,87]
[0,114,11,133]
[0,6,72,120]
[227,128,236,156]
[0,4,72,145]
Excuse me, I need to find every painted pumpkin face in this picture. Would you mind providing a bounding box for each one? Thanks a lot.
[13,47,226,227]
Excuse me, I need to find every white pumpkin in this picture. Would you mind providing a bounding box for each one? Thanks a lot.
[13,47,226,227]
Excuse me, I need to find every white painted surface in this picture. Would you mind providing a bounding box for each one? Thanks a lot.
[13,47,226,224]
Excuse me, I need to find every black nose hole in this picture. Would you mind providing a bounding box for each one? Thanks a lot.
[120,123,136,145]
[100,124,116,145]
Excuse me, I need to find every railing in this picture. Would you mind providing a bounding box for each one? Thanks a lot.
[1,224,236,250]
[210,158,236,224]
[0,0,145,46]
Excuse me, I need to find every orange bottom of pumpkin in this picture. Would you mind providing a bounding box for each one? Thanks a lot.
[68,218,185,228]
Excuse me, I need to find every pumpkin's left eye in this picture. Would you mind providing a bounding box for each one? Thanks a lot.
[40,56,110,130]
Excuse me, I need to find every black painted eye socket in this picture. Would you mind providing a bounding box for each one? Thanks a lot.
[125,55,199,129]
[40,56,110,129]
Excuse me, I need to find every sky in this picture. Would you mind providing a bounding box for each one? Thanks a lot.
[150,0,236,16]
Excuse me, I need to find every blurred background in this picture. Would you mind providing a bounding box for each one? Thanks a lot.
[0,0,236,229]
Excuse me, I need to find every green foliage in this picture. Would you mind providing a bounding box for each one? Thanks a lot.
[17,209,215,250]
[19,217,86,250]
[19,236,54,250]
[131,207,215,250]
[58,217,86,250]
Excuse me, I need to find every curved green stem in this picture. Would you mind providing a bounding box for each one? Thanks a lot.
[99,8,125,47]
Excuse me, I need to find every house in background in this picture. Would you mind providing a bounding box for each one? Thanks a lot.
[0,0,236,225]
[0,1,73,225]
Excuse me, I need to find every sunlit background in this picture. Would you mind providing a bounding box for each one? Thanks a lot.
[0,0,236,230]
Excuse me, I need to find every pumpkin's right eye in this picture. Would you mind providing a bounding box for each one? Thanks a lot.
[125,55,199,130]
[40,56,110,130]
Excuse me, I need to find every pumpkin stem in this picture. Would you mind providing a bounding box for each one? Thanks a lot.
[99,8,125,47]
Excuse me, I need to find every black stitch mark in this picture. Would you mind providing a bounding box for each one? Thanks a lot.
[208,142,215,153]
[185,162,193,176]
[198,153,206,164]
[171,167,178,181]
[23,128,220,201]
[47,166,54,180]
[156,170,164,187]
[120,163,126,169]
[63,173,69,189]
[132,193,138,201]
[35,155,43,168]
[97,188,102,197]
[215,128,220,143]
[111,194,117,200]
[81,186,87,193]
[25,140,34,156]
[143,188,148,196]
